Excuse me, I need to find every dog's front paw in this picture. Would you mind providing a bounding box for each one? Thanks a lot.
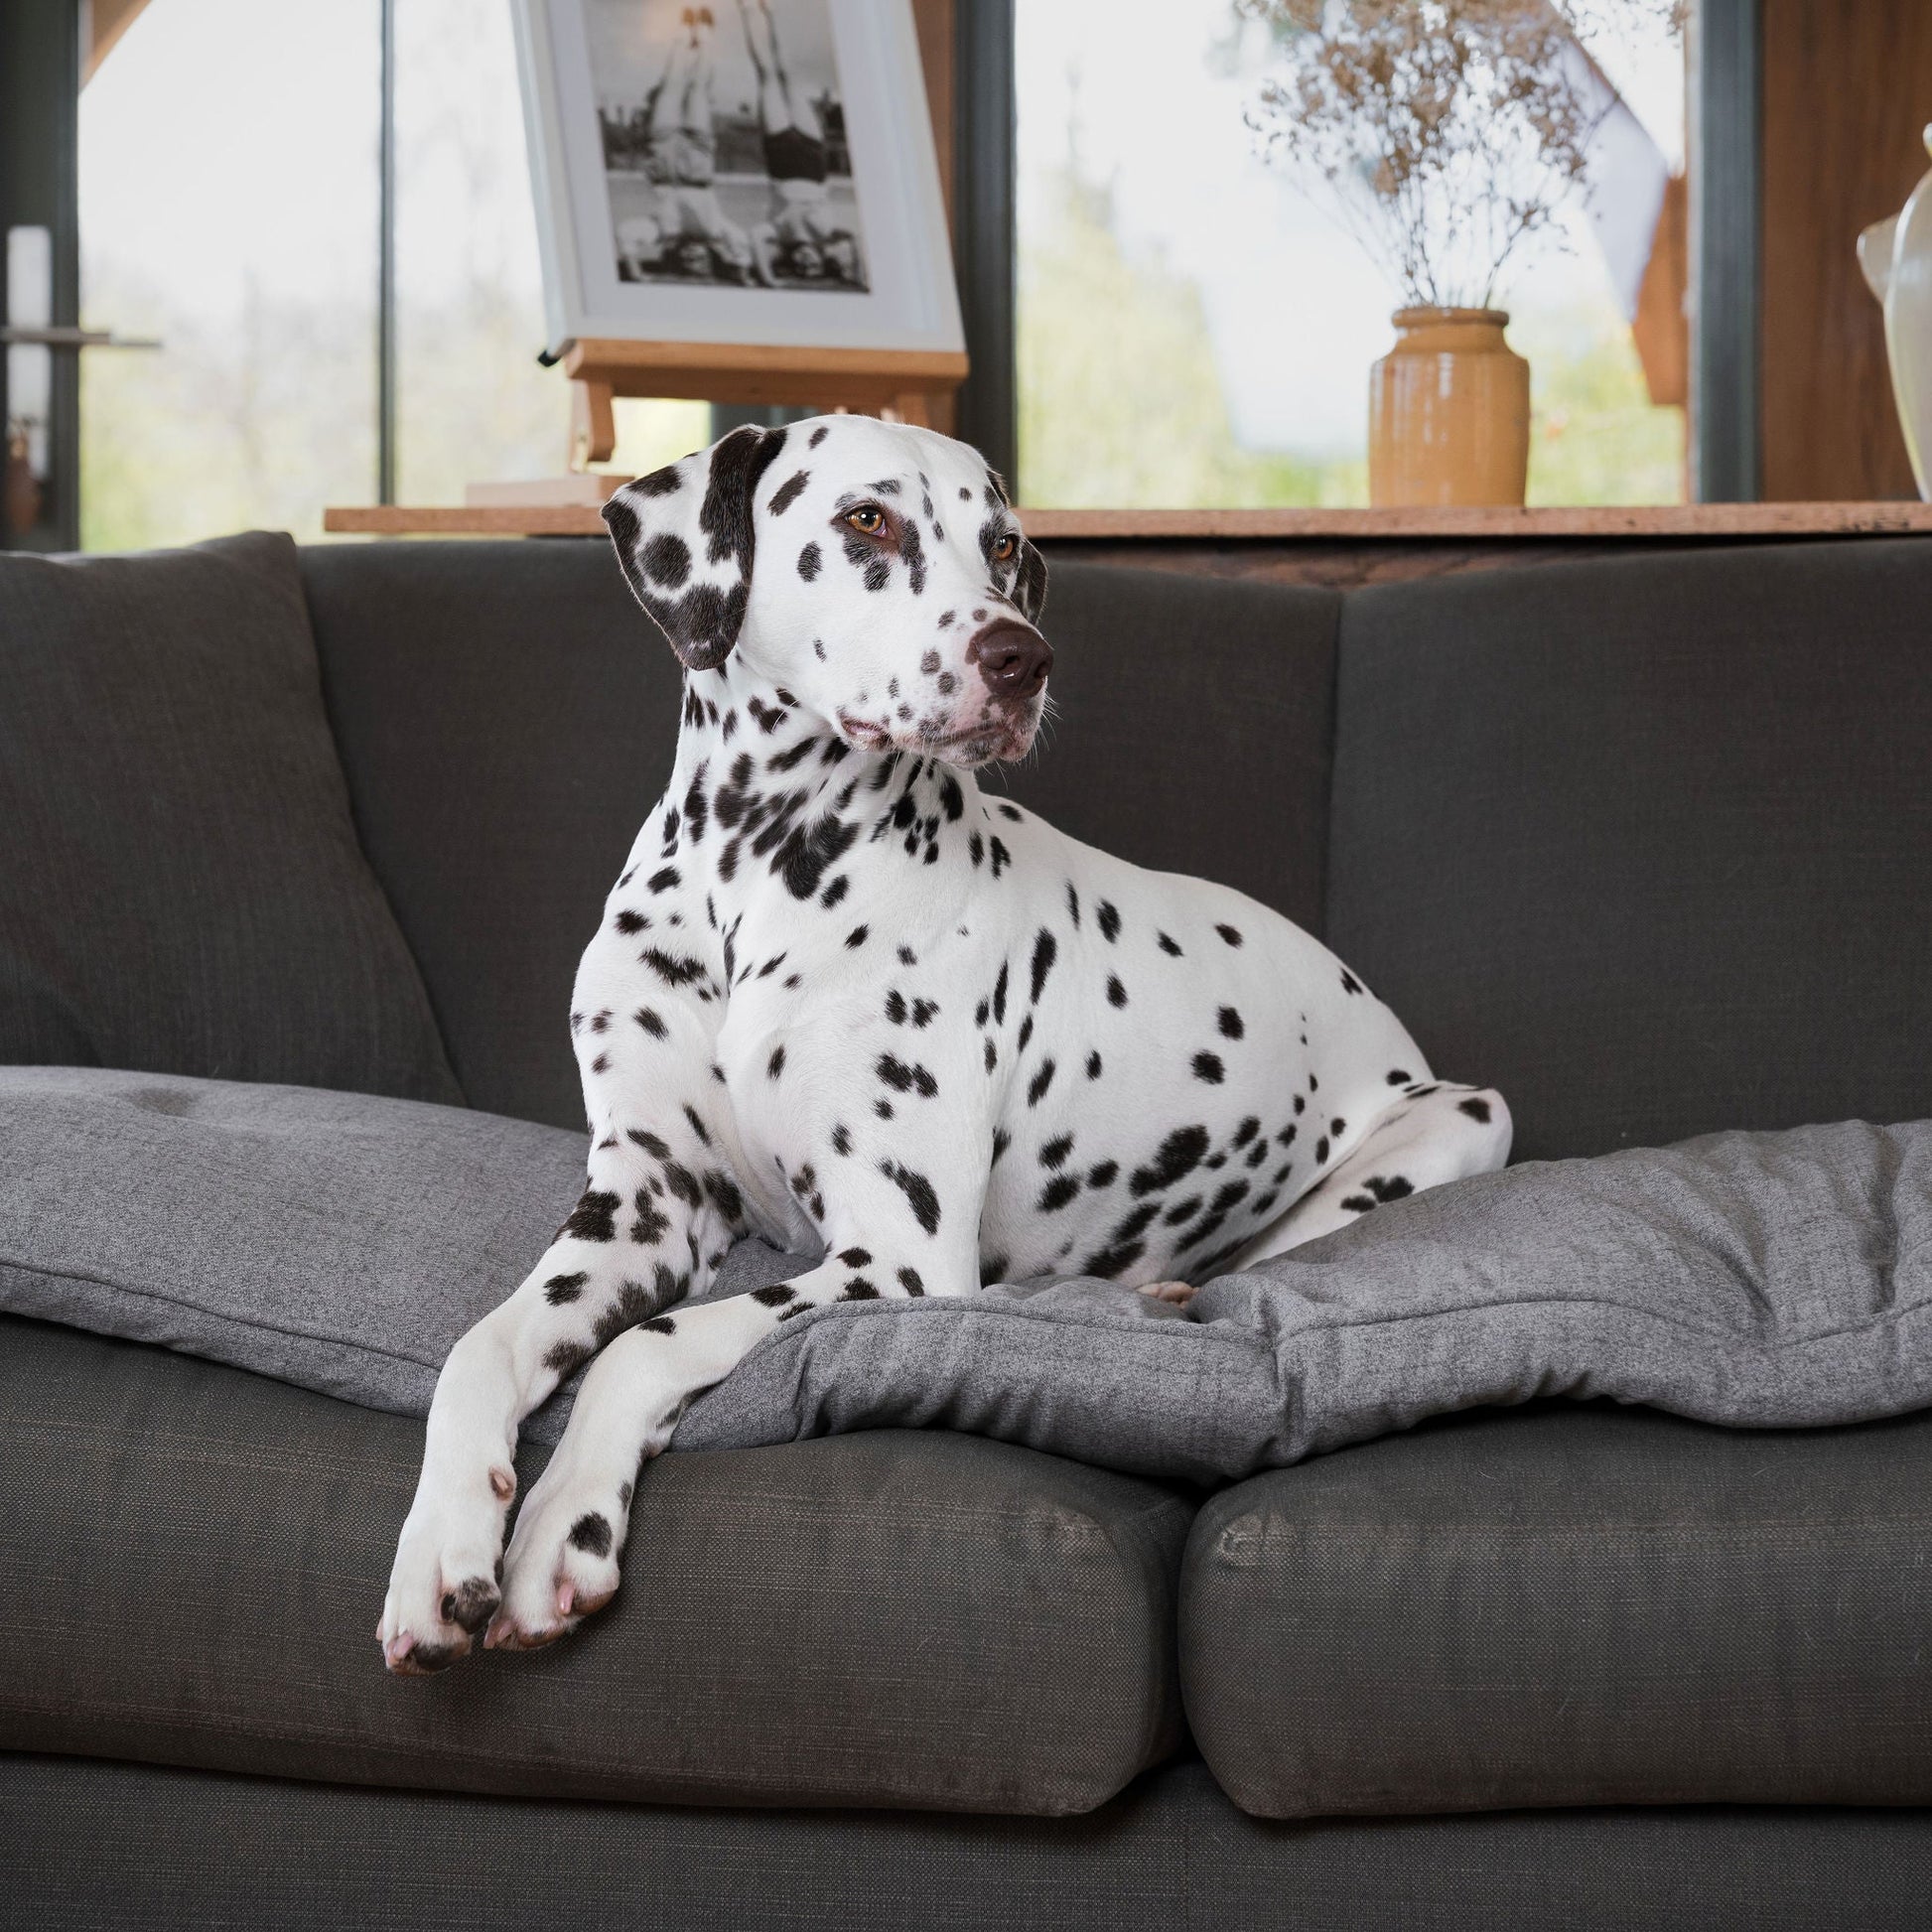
[486,1454,638,1652]
[378,1463,515,1675]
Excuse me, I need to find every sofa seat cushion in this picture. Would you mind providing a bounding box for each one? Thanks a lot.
[1181,1400,1932,1818]
[0,1314,1190,1815]
[0,533,458,1104]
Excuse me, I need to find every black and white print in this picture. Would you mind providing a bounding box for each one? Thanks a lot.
[590,0,869,290]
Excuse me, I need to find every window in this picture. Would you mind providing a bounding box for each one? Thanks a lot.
[74,0,703,551]
[1014,0,1687,508]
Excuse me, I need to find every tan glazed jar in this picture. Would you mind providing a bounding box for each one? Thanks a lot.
[1368,307,1531,507]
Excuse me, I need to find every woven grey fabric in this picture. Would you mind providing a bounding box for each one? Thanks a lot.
[0,1066,585,1434]
[8,1069,1932,1481]
[14,1756,1932,1932]
[0,532,459,1103]
[0,1316,1189,1816]
[677,1118,1932,1477]
[1326,540,1932,1161]
[1181,1398,1932,1818]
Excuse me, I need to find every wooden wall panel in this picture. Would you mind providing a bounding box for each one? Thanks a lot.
[1759,0,1932,500]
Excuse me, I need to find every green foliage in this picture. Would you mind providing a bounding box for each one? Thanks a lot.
[1517,302,1684,504]
[1018,170,1365,507]
[1017,162,1681,508]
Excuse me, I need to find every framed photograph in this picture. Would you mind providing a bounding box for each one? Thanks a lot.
[512,0,964,357]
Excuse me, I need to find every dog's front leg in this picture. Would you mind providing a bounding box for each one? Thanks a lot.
[379,1103,737,1675]
[488,1059,990,1650]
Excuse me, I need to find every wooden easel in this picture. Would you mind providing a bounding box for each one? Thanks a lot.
[564,338,969,469]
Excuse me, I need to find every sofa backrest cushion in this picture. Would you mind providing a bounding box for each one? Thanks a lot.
[1325,540,1932,1160]
[992,560,1338,938]
[303,542,1338,1132]
[0,532,459,1104]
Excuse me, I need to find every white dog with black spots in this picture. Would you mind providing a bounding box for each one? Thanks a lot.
[379,414,1511,1672]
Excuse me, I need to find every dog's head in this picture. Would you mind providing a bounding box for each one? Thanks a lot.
[601,415,1051,767]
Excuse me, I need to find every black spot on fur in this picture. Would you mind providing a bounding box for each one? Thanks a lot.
[642,949,706,989]
[1387,1068,1413,1085]
[767,1045,786,1080]
[1106,975,1128,1008]
[1157,932,1182,957]
[1097,900,1121,943]
[544,1272,588,1305]
[1340,1175,1416,1213]
[753,1284,796,1306]
[1459,1096,1493,1123]
[881,1161,941,1236]
[568,1513,613,1558]
[543,1338,591,1378]
[1027,1059,1056,1107]
[769,469,810,515]
[797,541,822,581]
[615,908,646,935]
[1030,928,1057,1004]
[1218,1007,1244,1039]
[1192,1051,1225,1084]
[1038,1173,1080,1211]
[563,1189,621,1242]
[878,1052,938,1098]
[643,533,690,588]
[1131,1125,1209,1196]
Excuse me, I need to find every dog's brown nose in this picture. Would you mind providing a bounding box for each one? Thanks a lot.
[975,622,1053,700]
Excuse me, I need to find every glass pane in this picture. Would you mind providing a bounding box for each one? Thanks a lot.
[1015,0,1686,507]
[77,0,381,550]
[391,0,708,500]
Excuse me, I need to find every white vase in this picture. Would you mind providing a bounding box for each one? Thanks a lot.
[1859,125,1932,501]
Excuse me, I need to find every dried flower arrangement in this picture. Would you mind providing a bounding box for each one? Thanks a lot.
[1239,0,1683,310]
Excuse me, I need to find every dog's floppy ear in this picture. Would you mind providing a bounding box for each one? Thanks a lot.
[983,464,1047,624]
[601,424,789,670]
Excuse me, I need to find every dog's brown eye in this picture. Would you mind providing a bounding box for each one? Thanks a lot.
[991,532,1019,562]
[845,505,886,535]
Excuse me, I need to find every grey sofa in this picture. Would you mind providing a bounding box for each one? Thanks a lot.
[5,529,1932,1928]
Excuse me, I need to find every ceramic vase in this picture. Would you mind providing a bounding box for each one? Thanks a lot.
[1368,307,1531,508]
[1858,125,1932,501]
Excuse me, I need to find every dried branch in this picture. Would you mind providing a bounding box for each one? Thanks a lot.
[1241,0,1682,310]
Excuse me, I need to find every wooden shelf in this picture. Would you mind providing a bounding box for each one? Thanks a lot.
[325,500,1932,540]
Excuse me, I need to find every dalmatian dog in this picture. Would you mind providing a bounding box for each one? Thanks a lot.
[378,414,1511,1673]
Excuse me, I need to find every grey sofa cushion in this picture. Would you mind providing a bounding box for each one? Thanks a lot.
[1326,539,1932,1161]
[679,1117,1932,1474]
[0,1315,1189,1816]
[0,1065,584,1431]
[0,533,459,1103]
[10,1070,1932,1488]
[1180,1398,1932,1818]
